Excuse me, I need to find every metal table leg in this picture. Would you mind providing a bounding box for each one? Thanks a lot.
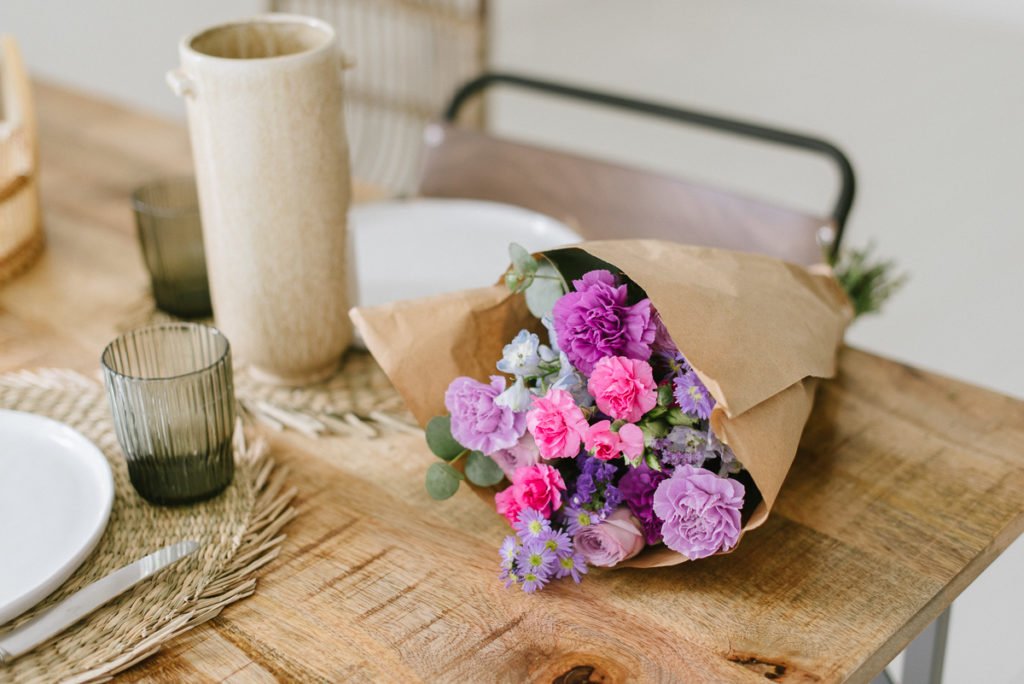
[870,608,951,684]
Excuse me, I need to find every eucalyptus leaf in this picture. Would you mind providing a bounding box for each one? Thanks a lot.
[464,451,506,486]
[509,242,538,276]
[425,415,463,461]
[524,261,565,318]
[425,462,463,500]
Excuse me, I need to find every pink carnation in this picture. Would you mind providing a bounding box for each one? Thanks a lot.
[584,421,645,461]
[526,389,588,459]
[495,487,522,525]
[495,463,566,523]
[587,356,658,422]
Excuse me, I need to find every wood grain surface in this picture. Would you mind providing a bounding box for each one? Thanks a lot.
[2,82,1022,683]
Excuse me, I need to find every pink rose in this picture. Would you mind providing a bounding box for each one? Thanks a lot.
[495,486,522,525]
[490,433,540,480]
[587,356,658,422]
[509,463,566,518]
[526,389,588,459]
[573,507,645,567]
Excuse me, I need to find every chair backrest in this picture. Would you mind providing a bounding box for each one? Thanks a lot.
[418,73,855,267]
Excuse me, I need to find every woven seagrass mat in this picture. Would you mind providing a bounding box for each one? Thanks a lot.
[0,369,296,683]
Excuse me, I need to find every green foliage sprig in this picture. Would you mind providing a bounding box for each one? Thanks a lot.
[830,242,908,318]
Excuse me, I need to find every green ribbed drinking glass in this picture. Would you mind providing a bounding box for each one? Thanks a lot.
[101,323,235,505]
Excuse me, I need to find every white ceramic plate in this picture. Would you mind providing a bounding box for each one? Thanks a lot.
[349,198,581,309]
[0,410,114,625]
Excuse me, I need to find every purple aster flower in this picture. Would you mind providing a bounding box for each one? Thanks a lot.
[500,565,520,589]
[445,376,527,453]
[520,569,549,593]
[517,539,556,577]
[618,465,670,544]
[499,535,518,569]
[653,464,745,560]
[554,551,588,583]
[673,370,716,420]
[562,505,596,536]
[513,508,551,539]
[552,270,657,375]
[540,529,572,557]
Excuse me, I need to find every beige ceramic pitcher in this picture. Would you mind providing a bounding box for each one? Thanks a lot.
[169,14,352,385]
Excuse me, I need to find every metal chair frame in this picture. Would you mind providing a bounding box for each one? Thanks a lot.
[444,72,856,260]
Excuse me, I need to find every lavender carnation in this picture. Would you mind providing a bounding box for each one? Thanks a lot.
[552,270,657,375]
[653,464,745,560]
[618,465,669,544]
[445,376,527,454]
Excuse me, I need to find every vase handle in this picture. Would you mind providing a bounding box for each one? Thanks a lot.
[166,68,196,98]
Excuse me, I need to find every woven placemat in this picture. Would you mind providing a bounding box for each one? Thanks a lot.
[0,369,297,683]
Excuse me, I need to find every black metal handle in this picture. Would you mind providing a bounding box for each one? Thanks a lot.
[444,72,855,255]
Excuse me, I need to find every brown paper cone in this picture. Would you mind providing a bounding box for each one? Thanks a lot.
[351,240,852,568]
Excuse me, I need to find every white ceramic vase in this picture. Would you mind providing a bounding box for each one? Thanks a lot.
[169,14,352,385]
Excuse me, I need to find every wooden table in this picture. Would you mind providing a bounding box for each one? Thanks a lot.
[4,82,1022,683]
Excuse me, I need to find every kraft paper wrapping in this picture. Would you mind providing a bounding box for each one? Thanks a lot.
[351,240,852,568]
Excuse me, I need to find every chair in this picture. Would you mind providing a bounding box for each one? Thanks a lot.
[419,72,856,265]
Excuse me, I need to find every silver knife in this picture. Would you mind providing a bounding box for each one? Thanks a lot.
[0,540,199,664]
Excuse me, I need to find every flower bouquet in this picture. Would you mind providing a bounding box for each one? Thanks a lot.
[351,240,851,592]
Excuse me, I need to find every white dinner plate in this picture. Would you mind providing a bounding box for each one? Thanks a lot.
[0,410,114,625]
[349,198,581,309]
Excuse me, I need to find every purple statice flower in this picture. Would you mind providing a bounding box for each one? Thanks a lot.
[561,505,596,536]
[552,270,657,375]
[654,426,711,469]
[517,538,556,578]
[571,454,621,518]
[540,529,572,557]
[618,465,670,545]
[445,376,527,453]
[673,370,716,420]
[513,508,551,540]
[554,551,588,583]
[653,464,745,560]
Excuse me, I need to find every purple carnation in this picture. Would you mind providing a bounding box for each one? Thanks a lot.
[552,270,657,375]
[673,370,716,420]
[652,464,745,560]
[618,465,669,544]
[445,376,527,454]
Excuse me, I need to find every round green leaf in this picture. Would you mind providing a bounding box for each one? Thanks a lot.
[464,451,505,487]
[425,416,463,461]
[509,242,538,276]
[524,261,565,318]
[425,462,463,500]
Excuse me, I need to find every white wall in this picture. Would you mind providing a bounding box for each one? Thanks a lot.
[2,1,1022,681]
[0,0,262,119]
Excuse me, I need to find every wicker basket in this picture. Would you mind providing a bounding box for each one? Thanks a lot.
[0,35,43,285]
